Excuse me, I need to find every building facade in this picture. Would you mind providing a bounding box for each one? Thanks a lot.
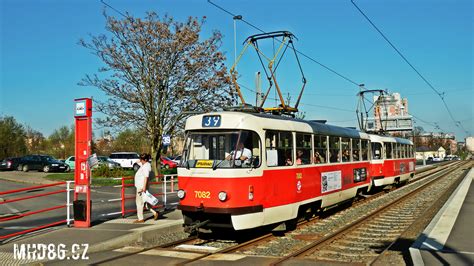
[366,92,413,133]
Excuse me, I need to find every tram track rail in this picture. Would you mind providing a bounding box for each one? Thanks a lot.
[270,161,471,265]
[91,161,465,265]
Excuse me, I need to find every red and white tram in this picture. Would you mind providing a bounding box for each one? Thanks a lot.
[369,134,416,188]
[177,111,415,232]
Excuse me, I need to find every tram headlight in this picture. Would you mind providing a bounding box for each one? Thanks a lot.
[218,191,227,202]
[177,189,186,199]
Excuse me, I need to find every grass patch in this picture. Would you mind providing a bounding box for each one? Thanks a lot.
[45,172,74,181]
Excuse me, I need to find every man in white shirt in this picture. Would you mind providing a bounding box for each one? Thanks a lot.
[226,142,252,167]
[134,153,158,223]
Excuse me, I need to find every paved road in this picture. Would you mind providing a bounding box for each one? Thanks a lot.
[0,177,178,240]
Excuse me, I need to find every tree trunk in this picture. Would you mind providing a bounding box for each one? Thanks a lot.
[150,143,162,181]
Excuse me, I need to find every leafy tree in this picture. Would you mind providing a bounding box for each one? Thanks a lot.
[79,12,234,172]
[48,125,75,159]
[0,116,27,158]
[25,126,47,154]
[112,128,149,153]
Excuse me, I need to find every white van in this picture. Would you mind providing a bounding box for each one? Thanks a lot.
[109,152,140,171]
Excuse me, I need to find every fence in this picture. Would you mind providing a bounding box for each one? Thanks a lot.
[0,181,74,240]
[120,174,178,217]
[0,173,178,240]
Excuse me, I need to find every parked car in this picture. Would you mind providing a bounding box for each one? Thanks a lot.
[17,155,69,172]
[432,157,443,162]
[94,156,121,169]
[64,156,75,171]
[109,152,140,171]
[169,155,181,165]
[161,157,177,169]
[0,157,21,171]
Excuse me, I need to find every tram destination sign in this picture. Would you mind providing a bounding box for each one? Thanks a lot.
[202,115,221,127]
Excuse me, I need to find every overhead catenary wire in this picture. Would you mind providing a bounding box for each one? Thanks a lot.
[351,0,470,135]
[208,0,459,133]
[207,0,360,87]
[238,83,353,113]
[100,0,459,136]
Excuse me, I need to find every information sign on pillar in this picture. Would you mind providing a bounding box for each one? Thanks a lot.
[74,98,92,228]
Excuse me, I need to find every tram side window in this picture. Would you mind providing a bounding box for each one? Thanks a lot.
[314,135,327,164]
[352,139,361,161]
[385,143,393,159]
[265,131,293,167]
[395,144,400,159]
[329,136,340,163]
[361,140,369,160]
[296,134,311,165]
[372,142,382,160]
[341,138,351,162]
[401,145,406,158]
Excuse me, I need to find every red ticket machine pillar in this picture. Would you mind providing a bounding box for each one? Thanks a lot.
[74,98,92,228]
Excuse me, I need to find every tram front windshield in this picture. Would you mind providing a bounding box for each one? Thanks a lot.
[181,130,260,169]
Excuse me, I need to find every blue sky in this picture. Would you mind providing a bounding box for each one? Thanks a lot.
[0,0,472,140]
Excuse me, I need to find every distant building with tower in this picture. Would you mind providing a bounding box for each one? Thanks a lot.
[366,92,413,134]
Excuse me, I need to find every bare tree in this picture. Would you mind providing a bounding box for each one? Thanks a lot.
[79,12,234,172]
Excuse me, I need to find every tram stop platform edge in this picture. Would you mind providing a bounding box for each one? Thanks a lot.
[410,167,474,265]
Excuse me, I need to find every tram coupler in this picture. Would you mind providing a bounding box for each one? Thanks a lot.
[184,220,210,235]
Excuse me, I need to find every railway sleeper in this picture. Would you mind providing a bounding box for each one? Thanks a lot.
[360,228,405,234]
[312,249,378,259]
[321,245,385,255]
[338,239,390,249]
[354,231,401,238]
[344,235,395,242]
[330,243,366,251]
[366,224,406,230]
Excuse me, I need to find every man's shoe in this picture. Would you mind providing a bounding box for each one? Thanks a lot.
[133,220,145,224]
[153,212,159,221]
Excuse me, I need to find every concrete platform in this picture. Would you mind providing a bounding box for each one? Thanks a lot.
[0,209,184,265]
[410,167,474,265]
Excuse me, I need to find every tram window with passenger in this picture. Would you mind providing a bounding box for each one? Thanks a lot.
[372,142,382,160]
[352,138,361,161]
[329,136,340,163]
[385,142,393,159]
[395,144,400,158]
[341,138,351,162]
[361,140,369,160]
[265,131,293,167]
[296,133,311,165]
[314,135,327,164]
[182,130,260,169]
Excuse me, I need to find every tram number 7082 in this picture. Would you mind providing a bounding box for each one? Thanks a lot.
[195,191,211,199]
[202,115,221,127]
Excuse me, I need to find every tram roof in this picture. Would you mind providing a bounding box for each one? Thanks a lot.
[251,113,362,139]
[188,111,412,143]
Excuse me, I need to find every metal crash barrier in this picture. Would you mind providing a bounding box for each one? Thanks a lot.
[0,181,74,240]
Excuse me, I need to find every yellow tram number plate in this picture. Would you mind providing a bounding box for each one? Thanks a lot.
[195,160,214,168]
[195,191,211,199]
